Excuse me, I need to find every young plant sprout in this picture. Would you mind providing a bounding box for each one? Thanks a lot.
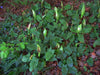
[32,9,36,20]
[37,44,41,57]
[43,28,47,38]
[81,3,85,18]
[77,24,82,33]
[54,7,59,23]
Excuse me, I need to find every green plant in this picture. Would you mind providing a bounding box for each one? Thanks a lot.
[0,1,100,75]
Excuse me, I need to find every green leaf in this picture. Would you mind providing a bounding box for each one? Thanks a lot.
[66,32,72,40]
[36,15,42,22]
[89,16,96,23]
[67,57,73,67]
[82,25,92,33]
[27,43,36,51]
[62,64,68,75]
[60,19,66,25]
[29,57,39,72]
[61,24,68,31]
[69,67,78,74]
[65,46,72,56]
[22,53,30,62]
[69,34,75,43]
[44,2,51,9]
[72,14,80,25]
[66,10,73,16]
[0,51,9,59]
[64,4,71,10]
[78,34,84,43]
[87,57,93,66]
[20,42,25,49]
[93,39,100,47]
[45,48,55,61]
[81,3,85,18]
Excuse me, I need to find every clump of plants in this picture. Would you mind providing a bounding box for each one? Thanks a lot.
[0,0,100,75]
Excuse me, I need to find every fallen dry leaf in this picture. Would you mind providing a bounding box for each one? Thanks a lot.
[90,52,96,58]
[0,17,5,20]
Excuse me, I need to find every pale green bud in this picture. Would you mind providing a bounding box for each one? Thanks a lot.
[43,28,47,38]
[32,9,36,19]
[77,24,82,33]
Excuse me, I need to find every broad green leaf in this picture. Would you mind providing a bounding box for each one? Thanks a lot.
[82,25,92,33]
[64,4,71,10]
[20,42,25,49]
[72,14,80,25]
[93,39,100,47]
[38,61,46,71]
[0,45,7,51]
[44,2,51,9]
[81,3,85,18]
[69,67,78,74]
[61,24,68,31]
[27,43,36,51]
[36,15,42,22]
[78,34,84,43]
[60,19,66,25]
[22,53,30,62]
[0,51,9,59]
[65,46,72,56]
[29,57,39,72]
[83,66,87,71]
[45,48,55,61]
[69,34,75,43]
[87,57,93,66]
[66,32,72,40]
[89,16,96,23]
[66,10,73,16]
[67,57,73,67]
[62,64,68,75]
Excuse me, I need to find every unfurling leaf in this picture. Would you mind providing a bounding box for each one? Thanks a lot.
[54,7,59,23]
[82,19,86,26]
[98,8,100,18]
[37,44,41,57]
[32,9,36,20]
[60,45,63,51]
[61,1,63,11]
[27,23,31,30]
[56,43,60,48]
[81,3,85,18]
[41,0,44,8]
